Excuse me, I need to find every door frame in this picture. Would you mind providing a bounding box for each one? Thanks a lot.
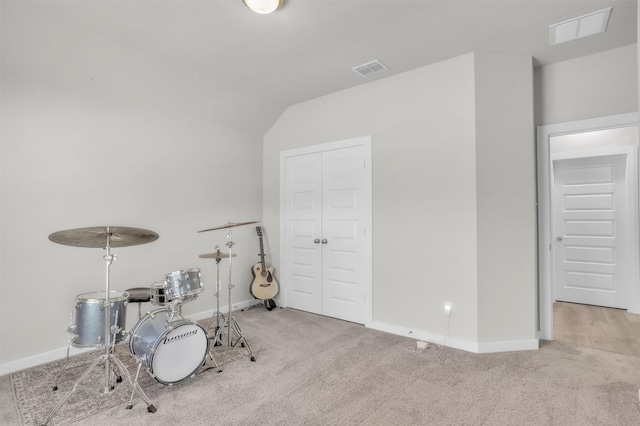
[537,112,639,340]
[279,135,373,325]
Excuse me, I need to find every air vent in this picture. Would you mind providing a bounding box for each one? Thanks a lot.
[550,7,612,45]
[352,60,389,77]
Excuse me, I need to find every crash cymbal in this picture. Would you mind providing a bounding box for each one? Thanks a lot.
[199,252,237,259]
[48,226,159,248]
[197,221,259,233]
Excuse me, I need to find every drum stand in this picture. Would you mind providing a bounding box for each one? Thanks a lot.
[43,239,156,425]
[205,246,224,346]
[210,231,256,362]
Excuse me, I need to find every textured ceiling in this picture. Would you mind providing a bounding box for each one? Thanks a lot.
[2,0,637,134]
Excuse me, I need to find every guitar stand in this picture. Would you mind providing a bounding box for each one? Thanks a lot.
[241,298,277,312]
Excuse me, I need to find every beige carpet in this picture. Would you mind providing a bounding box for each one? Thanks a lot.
[10,324,261,425]
[4,307,640,425]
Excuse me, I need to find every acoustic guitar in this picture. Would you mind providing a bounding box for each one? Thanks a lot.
[250,226,279,301]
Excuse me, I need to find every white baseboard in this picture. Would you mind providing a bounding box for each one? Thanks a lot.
[0,346,97,377]
[477,339,539,353]
[0,298,260,376]
[366,320,539,354]
[2,304,537,376]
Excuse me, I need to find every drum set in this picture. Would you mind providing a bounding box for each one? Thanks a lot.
[43,223,258,424]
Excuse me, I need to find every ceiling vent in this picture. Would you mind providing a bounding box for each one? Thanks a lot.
[550,7,612,45]
[352,60,389,77]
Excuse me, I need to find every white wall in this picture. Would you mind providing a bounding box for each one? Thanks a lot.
[264,52,537,351]
[0,72,263,372]
[535,44,638,126]
[474,54,537,346]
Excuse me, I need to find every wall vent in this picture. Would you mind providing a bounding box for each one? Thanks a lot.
[352,60,389,77]
[550,7,612,45]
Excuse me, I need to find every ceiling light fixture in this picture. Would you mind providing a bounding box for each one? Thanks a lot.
[243,0,282,14]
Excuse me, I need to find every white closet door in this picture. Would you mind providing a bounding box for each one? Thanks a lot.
[284,153,323,314]
[321,146,369,323]
[283,139,371,324]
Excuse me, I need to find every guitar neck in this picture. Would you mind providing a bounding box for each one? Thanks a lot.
[257,226,267,277]
[259,236,266,270]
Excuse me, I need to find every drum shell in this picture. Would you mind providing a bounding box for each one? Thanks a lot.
[73,291,128,348]
[164,268,203,302]
[129,308,209,385]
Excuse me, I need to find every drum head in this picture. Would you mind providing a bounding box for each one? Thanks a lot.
[150,322,208,384]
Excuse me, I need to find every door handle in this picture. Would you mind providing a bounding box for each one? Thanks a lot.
[321,239,328,244]
[314,238,321,244]
[556,236,563,242]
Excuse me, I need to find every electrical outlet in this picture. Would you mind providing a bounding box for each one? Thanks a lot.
[444,302,452,316]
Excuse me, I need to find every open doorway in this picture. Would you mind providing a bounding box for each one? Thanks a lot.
[537,113,640,342]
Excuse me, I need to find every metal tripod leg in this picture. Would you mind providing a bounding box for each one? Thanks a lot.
[240,299,262,312]
[42,353,156,425]
[52,343,71,392]
[206,348,223,373]
[210,311,254,361]
[202,227,256,362]
[109,354,156,412]
[228,315,255,362]
[211,312,228,349]
[127,359,145,409]
[209,311,226,347]
[43,354,105,425]
[52,312,75,391]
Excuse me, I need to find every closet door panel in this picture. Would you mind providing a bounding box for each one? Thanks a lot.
[321,146,367,323]
[284,154,323,314]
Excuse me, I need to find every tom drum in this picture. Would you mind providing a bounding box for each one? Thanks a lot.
[163,268,203,302]
[72,290,129,348]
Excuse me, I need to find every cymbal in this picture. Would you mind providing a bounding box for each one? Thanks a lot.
[198,221,259,233]
[199,252,237,259]
[48,226,159,248]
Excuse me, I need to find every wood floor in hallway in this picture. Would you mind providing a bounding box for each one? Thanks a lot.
[554,301,640,356]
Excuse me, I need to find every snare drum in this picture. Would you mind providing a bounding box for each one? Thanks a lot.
[150,281,167,306]
[72,291,129,348]
[129,308,209,385]
[164,268,203,302]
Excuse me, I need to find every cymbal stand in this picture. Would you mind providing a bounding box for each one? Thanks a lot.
[43,236,156,425]
[206,246,224,346]
[211,230,256,361]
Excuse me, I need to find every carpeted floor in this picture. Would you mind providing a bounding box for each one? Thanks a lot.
[3,307,640,425]
[9,319,261,426]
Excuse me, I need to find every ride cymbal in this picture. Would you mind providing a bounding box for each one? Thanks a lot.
[197,221,259,233]
[48,226,159,248]
[199,252,237,259]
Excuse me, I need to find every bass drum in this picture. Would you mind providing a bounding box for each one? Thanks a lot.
[129,309,209,385]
